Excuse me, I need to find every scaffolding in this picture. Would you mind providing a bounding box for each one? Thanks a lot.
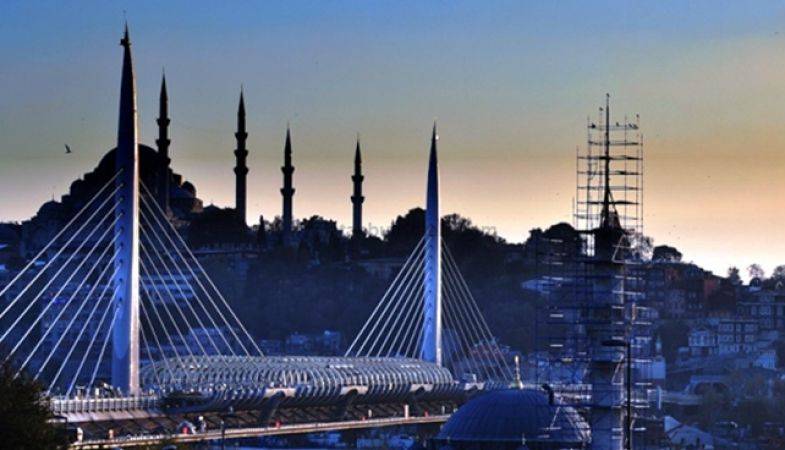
[537,94,649,450]
[577,93,644,257]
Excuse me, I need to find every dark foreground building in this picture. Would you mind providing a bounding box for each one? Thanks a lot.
[432,387,589,450]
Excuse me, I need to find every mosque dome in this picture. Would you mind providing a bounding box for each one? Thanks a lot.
[96,144,161,175]
[433,388,589,450]
[181,181,196,196]
[37,200,66,218]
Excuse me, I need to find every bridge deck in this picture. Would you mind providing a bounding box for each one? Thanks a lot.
[71,414,450,449]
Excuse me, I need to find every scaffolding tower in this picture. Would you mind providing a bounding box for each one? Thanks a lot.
[537,94,649,450]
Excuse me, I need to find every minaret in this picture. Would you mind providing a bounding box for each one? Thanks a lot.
[281,126,295,242]
[156,73,171,212]
[601,93,613,229]
[421,123,442,366]
[234,89,249,226]
[351,136,364,239]
[596,93,624,261]
[587,94,626,450]
[113,24,140,394]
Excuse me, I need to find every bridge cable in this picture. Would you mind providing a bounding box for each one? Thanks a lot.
[86,306,120,393]
[138,259,199,365]
[0,171,120,301]
[139,183,261,356]
[139,188,250,356]
[137,218,232,360]
[138,262,195,366]
[371,252,425,356]
[138,318,164,387]
[138,244,227,367]
[139,203,239,358]
[442,264,494,379]
[347,237,425,356]
[382,272,425,357]
[0,211,119,352]
[46,267,118,391]
[64,284,120,396]
[0,187,120,324]
[445,245,513,380]
[384,279,424,357]
[401,284,425,358]
[22,248,117,379]
[443,243,512,380]
[442,256,501,380]
[344,237,425,356]
[139,299,178,385]
[442,283,488,379]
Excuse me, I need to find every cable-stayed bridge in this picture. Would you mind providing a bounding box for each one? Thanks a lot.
[0,27,512,447]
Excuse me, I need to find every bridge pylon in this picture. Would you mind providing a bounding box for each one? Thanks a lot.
[112,24,141,395]
[421,123,442,366]
[346,123,511,382]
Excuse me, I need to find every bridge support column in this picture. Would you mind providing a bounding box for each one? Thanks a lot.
[421,124,442,366]
[331,390,359,421]
[258,393,285,425]
[112,25,140,395]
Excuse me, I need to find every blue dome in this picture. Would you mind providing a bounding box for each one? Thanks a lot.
[434,388,589,449]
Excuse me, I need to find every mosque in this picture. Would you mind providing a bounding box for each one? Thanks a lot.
[4,26,599,449]
[16,62,366,259]
[432,359,590,450]
[433,386,590,449]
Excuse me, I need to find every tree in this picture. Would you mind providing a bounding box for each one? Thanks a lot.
[187,206,251,247]
[748,263,765,281]
[727,266,741,285]
[384,208,425,256]
[652,245,682,263]
[0,360,68,449]
[630,233,654,261]
[771,265,785,282]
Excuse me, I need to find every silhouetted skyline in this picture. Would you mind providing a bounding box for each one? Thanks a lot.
[2,1,785,277]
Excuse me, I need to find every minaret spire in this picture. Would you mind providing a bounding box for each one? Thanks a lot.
[281,125,295,243]
[156,72,171,212]
[234,88,249,226]
[421,121,442,366]
[351,135,364,240]
[113,22,140,394]
[601,92,613,229]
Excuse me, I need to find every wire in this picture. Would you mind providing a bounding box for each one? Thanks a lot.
[0,172,120,300]
[24,252,116,379]
[140,183,262,356]
[0,189,119,323]
[139,203,238,357]
[64,284,119,396]
[46,267,117,389]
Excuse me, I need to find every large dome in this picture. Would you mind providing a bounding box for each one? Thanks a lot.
[96,144,164,178]
[433,388,589,450]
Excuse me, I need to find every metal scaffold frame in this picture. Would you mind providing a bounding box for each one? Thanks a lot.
[536,94,650,450]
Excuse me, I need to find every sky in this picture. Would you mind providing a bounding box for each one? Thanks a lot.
[1,1,785,277]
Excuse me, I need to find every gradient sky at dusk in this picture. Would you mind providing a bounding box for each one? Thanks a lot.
[2,1,785,277]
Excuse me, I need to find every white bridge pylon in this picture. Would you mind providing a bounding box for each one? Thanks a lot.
[0,27,262,396]
[346,125,513,383]
[0,27,510,400]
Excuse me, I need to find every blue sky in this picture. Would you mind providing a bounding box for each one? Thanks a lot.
[2,1,785,276]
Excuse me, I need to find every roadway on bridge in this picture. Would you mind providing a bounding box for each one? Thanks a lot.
[71,414,450,449]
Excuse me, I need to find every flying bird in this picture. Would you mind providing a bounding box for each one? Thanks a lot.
[65,144,72,154]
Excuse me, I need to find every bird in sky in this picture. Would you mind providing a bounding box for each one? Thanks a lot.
[65,144,72,154]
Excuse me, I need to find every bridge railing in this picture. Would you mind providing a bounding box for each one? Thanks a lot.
[51,394,160,415]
